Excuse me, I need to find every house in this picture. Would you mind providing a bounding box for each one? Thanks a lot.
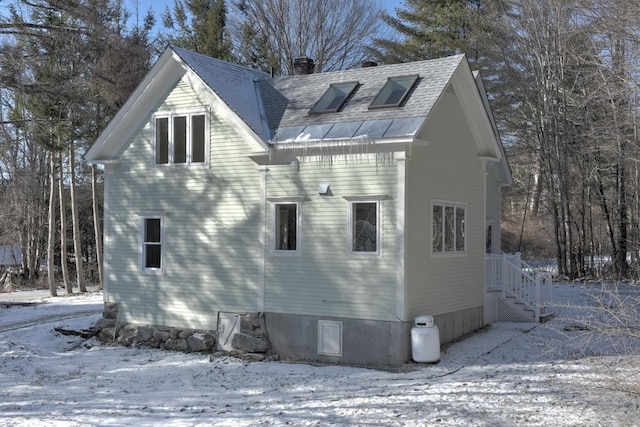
[0,244,21,267]
[85,46,514,365]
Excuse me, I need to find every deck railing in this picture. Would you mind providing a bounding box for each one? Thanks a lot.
[485,253,553,321]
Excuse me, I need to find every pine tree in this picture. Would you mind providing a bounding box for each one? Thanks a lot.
[161,0,232,60]
[370,0,485,63]
[0,0,155,291]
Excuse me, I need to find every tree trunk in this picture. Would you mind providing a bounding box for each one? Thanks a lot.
[47,151,58,297]
[58,152,72,295]
[92,165,104,291]
[616,160,629,278]
[530,167,543,216]
[596,164,619,277]
[68,144,86,292]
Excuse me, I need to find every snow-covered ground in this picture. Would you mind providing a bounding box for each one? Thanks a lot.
[1,283,639,426]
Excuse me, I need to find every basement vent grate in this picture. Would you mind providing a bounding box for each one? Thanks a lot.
[317,320,343,356]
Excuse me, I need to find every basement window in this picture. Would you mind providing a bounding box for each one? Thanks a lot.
[369,75,419,109]
[310,82,359,114]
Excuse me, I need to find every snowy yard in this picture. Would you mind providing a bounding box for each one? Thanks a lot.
[1,283,639,426]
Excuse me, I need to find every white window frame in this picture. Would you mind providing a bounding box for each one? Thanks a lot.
[344,196,384,257]
[432,200,466,256]
[269,197,304,256]
[153,111,208,167]
[140,214,165,274]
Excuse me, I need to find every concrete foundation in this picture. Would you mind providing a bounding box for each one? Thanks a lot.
[99,302,485,366]
[265,306,484,366]
[265,313,412,366]
[433,306,485,344]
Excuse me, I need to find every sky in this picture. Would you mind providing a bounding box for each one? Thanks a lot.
[0,1,403,39]
[129,0,403,30]
[132,0,403,14]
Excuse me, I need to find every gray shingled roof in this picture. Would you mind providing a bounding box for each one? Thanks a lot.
[174,46,464,145]
[171,46,272,141]
[259,55,464,132]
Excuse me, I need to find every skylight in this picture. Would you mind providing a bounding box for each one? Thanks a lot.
[353,119,393,138]
[310,82,360,114]
[271,116,426,144]
[369,75,419,109]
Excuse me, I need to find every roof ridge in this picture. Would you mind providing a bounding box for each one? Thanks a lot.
[169,45,271,80]
[268,54,465,84]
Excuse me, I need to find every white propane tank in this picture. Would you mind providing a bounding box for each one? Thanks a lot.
[411,315,440,363]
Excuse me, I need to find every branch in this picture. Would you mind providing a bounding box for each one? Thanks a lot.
[0,22,81,33]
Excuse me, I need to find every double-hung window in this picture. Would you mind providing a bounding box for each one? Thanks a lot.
[154,112,207,165]
[141,215,164,273]
[274,202,299,253]
[349,200,380,255]
[432,202,466,254]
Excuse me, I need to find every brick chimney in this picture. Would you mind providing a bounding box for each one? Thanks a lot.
[361,60,378,68]
[293,57,315,75]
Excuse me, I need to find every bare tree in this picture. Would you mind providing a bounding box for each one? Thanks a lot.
[47,151,57,297]
[68,144,86,292]
[477,0,640,279]
[0,0,154,291]
[232,0,384,74]
[495,0,590,278]
[577,0,640,278]
[58,152,71,294]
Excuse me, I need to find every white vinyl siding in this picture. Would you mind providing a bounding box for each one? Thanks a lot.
[405,91,485,319]
[104,77,261,330]
[264,155,397,321]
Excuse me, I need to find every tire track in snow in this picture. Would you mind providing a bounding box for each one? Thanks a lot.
[0,310,102,333]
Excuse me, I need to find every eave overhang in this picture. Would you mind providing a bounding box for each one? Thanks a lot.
[85,48,186,163]
[245,136,425,165]
[449,60,513,187]
[85,47,269,164]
